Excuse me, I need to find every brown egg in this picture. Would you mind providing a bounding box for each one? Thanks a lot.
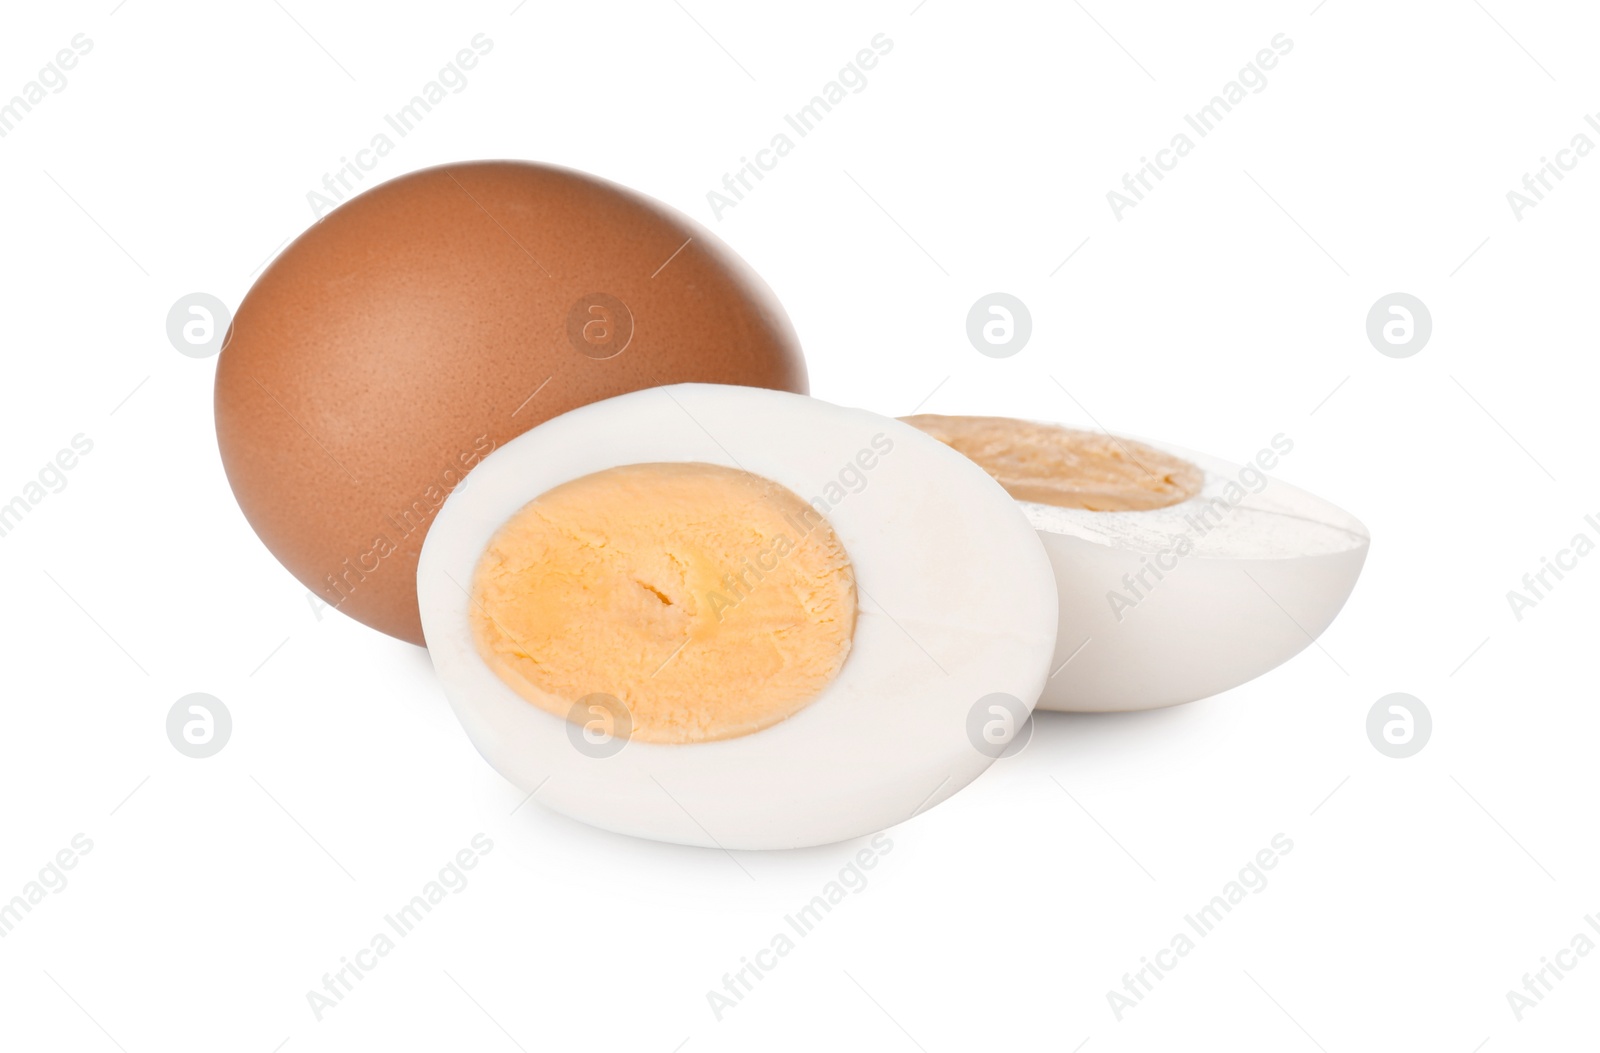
[215,161,807,645]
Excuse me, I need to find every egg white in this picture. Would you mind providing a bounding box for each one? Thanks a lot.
[1026,439,1369,713]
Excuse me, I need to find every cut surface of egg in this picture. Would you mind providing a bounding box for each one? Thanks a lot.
[902,415,1369,713]
[419,386,1059,849]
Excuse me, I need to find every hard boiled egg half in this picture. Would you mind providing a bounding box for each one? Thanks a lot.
[901,415,1369,713]
[418,385,1059,850]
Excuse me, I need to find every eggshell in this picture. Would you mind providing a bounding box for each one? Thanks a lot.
[215,161,806,644]
[417,385,1060,850]
[1029,441,1369,712]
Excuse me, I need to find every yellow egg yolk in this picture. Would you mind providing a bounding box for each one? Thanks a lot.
[469,462,857,744]
[900,415,1203,512]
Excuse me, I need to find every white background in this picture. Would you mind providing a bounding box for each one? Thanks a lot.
[2,1,1597,1049]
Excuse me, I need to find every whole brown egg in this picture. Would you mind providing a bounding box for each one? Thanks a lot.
[215,161,807,645]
